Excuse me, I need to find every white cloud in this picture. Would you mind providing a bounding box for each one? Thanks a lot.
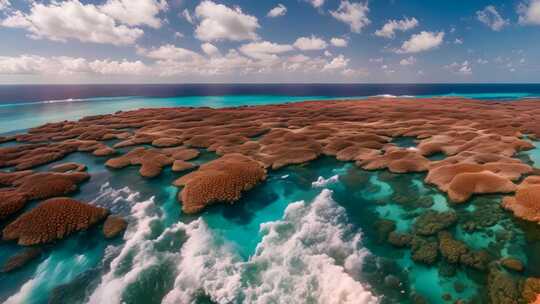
[518,0,540,25]
[330,1,370,33]
[444,61,472,75]
[307,0,325,8]
[174,32,184,39]
[0,55,149,76]
[100,0,167,28]
[138,44,202,61]
[0,51,358,81]
[399,56,415,66]
[239,41,294,59]
[477,58,489,64]
[0,0,10,11]
[324,50,333,57]
[294,35,328,50]
[323,55,349,70]
[89,59,150,75]
[341,68,368,77]
[201,43,220,57]
[182,9,193,24]
[454,38,463,45]
[194,0,259,42]
[1,1,144,45]
[397,31,444,53]
[375,17,418,39]
[476,5,508,31]
[330,37,348,47]
[267,4,287,18]
[369,57,383,63]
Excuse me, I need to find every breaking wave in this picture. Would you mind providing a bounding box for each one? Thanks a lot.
[163,189,379,304]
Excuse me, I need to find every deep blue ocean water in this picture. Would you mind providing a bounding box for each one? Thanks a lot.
[1,84,540,304]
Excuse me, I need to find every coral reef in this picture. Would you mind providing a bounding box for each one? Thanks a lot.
[174,153,267,214]
[102,215,127,239]
[1,247,42,273]
[413,210,457,236]
[172,160,197,172]
[502,176,540,224]
[3,198,108,245]
[51,162,87,173]
[522,278,540,304]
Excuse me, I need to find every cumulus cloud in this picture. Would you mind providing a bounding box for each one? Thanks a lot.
[138,44,202,61]
[399,56,415,66]
[239,41,294,59]
[454,38,463,45]
[341,68,368,77]
[330,1,370,33]
[294,35,328,50]
[330,37,348,47]
[267,4,287,18]
[476,5,508,31]
[323,55,349,70]
[194,0,259,42]
[100,0,167,28]
[0,55,149,76]
[1,0,144,45]
[518,0,540,25]
[375,17,418,39]
[444,61,472,75]
[201,43,220,57]
[0,48,350,80]
[397,31,444,53]
[307,0,325,8]
[0,0,10,10]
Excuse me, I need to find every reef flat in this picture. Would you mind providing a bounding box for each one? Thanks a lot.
[1,97,540,303]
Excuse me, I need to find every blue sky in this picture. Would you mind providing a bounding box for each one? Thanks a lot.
[0,0,539,83]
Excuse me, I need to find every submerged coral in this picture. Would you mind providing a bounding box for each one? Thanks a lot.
[413,210,457,236]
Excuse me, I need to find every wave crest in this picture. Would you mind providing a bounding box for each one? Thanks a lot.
[163,189,379,304]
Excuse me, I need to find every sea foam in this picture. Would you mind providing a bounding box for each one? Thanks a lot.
[163,189,380,304]
[312,174,340,188]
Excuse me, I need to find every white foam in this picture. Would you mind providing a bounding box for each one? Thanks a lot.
[161,219,243,304]
[312,175,340,188]
[163,189,380,304]
[3,184,141,304]
[371,94,415,99]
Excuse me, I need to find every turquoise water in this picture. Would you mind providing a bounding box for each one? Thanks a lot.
[0,95,331,134]
[1,92,537,134]
[1,95,539,303]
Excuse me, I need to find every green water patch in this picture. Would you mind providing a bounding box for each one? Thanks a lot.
[521,138,540,168]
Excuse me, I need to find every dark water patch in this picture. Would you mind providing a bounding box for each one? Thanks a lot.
[392,136,418,148]
[122,261,176,304]
[3,83,540,104]
[427,152,447,161]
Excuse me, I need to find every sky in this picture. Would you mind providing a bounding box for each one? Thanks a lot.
[0,0,539,84]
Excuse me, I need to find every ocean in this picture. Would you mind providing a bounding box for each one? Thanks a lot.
[1,83,540,135]
[1,84,540,304]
